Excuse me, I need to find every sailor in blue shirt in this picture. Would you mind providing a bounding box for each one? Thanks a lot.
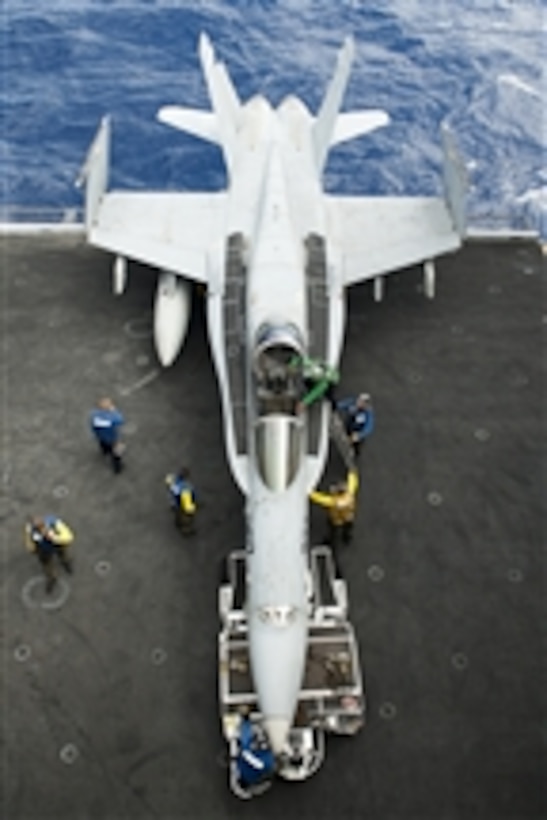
[235,716,275,794]
[337,393,375,456]
[90,397,125,474]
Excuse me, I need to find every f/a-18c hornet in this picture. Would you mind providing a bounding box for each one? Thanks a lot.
[79,32,466,796]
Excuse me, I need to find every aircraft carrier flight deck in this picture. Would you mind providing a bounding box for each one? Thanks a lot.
[0,233,544,819]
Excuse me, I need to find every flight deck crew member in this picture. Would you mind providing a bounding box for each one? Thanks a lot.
[290,354,339,412]
[235,715,276,793]
[165,467,197,535]
[310,469,359,548]
[24,515,74,593]
[90,397,125,474]
[336,393,374,456]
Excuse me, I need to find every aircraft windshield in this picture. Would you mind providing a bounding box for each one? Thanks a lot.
[255,414,302,491]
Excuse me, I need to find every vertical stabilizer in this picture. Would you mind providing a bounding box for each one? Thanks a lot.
[78,116,110,233]
[199,33,242,177]
[441,122,467,237]
[313,36,355,174]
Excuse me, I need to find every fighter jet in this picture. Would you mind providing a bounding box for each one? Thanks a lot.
[79,33,466,756]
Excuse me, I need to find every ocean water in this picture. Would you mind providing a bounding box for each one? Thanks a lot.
[1,0,545,236]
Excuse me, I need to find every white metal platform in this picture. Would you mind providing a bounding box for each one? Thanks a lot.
[218,545,365,796]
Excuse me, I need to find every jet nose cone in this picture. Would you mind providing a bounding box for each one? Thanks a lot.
[263,717,291,755]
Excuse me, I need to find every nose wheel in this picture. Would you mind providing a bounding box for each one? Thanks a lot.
[277,727,325,781]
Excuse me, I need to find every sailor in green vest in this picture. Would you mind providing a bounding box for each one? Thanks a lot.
[290,354,339,412]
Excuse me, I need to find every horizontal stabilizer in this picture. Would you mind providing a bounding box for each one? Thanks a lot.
[331,110,390,147]
[157,106,219,144]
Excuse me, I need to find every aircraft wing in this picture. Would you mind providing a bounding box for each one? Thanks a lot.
[327,196,461,286]
[89,191,226,283]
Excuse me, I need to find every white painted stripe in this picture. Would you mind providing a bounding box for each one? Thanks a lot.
[465,227,540,240]
[0,223,84,235]
[118,369,161,397]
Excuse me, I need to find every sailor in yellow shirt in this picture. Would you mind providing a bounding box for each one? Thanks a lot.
[165,468,197,536]
[24,515,74,593]
[310,469,359,548]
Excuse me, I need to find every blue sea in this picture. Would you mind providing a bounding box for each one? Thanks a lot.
[1,0,545,236]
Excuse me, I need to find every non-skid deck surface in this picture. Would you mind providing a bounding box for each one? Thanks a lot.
[1,233,544,819]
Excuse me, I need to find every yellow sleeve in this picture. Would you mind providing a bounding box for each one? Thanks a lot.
[347,470,359,495]
[49,521,74,546]
[23,527,36,553]
[310,490,334,508]
[180,489,196,514]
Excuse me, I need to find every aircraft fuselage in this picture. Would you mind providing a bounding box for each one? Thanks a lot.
[204,96,340,751]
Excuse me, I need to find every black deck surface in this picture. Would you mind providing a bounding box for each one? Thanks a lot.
[0,233,545,819]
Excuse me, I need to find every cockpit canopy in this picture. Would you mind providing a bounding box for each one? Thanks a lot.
[253,322,304,415]
[253,322,305,491]
[254,321,305,358]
